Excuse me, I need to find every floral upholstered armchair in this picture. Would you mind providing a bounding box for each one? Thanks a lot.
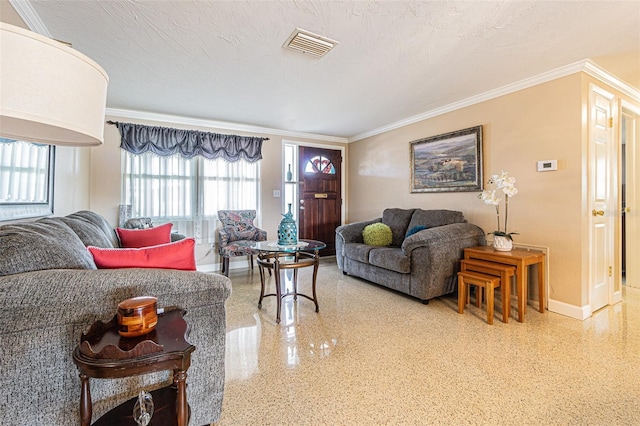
[217,210,267,276]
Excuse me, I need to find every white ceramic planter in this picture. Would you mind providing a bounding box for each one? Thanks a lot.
[493,235,513,251]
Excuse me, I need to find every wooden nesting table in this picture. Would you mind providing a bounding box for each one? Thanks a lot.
[463,246,546,322]
[72,308,194,426]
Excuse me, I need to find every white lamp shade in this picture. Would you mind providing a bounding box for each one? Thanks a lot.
[0,23,109,146]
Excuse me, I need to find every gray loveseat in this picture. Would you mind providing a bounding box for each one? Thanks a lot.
[0,211,231,425]
[335,208,485,302]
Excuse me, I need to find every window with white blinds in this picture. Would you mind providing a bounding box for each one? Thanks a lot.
[0,139,51,203]
[121,151,260,243]
[0,138,54,220]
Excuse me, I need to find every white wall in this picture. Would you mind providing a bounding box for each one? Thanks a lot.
[53,146,91,215]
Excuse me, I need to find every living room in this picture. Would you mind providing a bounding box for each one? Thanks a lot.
[2,1,640,425]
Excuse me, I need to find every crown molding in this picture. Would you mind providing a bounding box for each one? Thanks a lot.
[9,0,51,36]
[349,59,640,142]
[582,60,640,103]
[109,60,638,145]
[105,108,349,144]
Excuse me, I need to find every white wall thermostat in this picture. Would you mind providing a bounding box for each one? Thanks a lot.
[537,160,557,172]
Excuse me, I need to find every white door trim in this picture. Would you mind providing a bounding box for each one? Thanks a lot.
[621,100,640,290]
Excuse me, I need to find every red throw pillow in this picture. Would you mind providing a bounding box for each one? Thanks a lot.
[116,223,173,248]
[88,238,196,271]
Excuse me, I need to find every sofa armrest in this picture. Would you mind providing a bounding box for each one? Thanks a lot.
[401,222,486,255]
[401,223,486,300]
[335,218,381,270]
[171,231,186,242]
[0,268,231,425]
[217,227,230,248]
[335,218,381,244]
[255,227,268,241]
[1,269,231,329]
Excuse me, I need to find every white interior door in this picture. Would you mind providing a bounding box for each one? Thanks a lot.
[589,85,615,313]
[623,106,640,288]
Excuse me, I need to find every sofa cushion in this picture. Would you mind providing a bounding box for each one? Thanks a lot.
[88,238,197,271]
[381,208,416,247]
[66,211,120,247]
[0,218,97,276]
[362,223,393,246]
[116,223,173,248]
[343,243,375,264]
[368,247,411,274]
[59,215,115,248]
[407,209,465,232]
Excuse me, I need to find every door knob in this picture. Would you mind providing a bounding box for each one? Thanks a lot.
[592,209,605,216]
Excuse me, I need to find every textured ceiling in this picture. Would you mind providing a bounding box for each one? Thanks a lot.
[19,1,640,139]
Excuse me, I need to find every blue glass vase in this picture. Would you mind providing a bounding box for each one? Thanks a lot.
[277,203,297,245]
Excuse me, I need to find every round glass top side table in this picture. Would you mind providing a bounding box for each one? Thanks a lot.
[255,240,326,324]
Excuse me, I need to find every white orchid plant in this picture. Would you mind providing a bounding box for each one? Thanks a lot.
[479,170,519,240]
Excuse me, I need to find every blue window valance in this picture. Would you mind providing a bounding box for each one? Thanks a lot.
[109,121,266,163]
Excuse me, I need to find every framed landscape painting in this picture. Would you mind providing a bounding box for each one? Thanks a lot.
[409,125,483,193]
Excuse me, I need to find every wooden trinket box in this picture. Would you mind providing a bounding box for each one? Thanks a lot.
[117,296,158,338]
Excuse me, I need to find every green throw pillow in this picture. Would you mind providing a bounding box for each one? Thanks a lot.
[363,223,393,247]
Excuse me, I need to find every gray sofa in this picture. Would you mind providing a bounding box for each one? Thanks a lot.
[0,211,231,425]
[335,208,485,302]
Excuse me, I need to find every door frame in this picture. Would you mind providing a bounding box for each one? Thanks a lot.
[620,99,640,289]
[282,139,346,234]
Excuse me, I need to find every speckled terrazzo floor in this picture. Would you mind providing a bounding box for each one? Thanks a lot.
[217,258,640,425]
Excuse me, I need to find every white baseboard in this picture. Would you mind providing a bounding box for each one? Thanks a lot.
[547,298,591,320]
[509,242,598,320]
[196,259,254,274]
[197,264,218,273]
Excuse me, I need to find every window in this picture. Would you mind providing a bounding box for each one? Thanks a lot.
[122,151,260,242]
[0,138,55,221]
[304,155,336,174]
[283,143,298,221]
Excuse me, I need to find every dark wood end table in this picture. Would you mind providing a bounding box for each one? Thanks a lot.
[72,308,195,426]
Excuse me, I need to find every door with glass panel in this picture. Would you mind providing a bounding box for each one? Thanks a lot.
[298,147,341,256]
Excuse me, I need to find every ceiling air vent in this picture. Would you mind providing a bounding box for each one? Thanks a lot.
[283,28,338,58]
